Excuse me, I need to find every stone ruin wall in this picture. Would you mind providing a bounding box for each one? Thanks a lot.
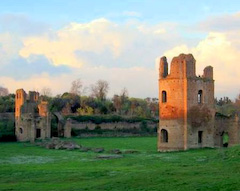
[214,115,240,147]
[70,120,158,131]
[15,89,51,142]
[158,54,216,151]
[186,66,215,149]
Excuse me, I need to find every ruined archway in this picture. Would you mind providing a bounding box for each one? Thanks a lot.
[51,112,65,137]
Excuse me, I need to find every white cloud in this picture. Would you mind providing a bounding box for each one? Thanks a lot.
[1,17,180,98]
[0,33,22,66]
[2,14,240,100]
[19,18,179,69]
[164,32,240,99]
[19,18,128,68]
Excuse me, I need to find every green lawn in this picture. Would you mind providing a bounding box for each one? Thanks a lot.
[0,137,240,191]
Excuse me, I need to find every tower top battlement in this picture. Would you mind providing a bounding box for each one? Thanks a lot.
[159,53,213,80]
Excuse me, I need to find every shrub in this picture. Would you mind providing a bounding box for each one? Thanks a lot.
[140,121,150,133]
[0,119,16,142]
[66,115,158,124]
[94,125,102,134]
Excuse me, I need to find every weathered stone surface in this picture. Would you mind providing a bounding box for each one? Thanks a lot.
[157,53,240,151]
[79,147,91,152]
[69,121,157,132]
[36,139,81,150]
[15,89,51,142]
[108,149,122,154]
[123,150,140,154]
[96,155,123,160]
[45,143,55,149]
[92,148,105,153]
[158,53,215,151]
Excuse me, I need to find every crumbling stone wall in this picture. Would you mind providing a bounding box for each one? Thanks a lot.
[61,119,157,138]
[214,115,240,147]
[158,54,215,151]
[15,89,51,142]
[70,121,157,130]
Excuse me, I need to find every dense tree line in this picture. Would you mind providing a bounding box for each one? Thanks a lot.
[3,80,240,119]
[0,80,159,119]
[0,94,15,113]
[48,94,159,118]
[47,79,159,118]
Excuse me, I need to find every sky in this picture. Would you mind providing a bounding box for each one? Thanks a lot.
[0,0,240,99]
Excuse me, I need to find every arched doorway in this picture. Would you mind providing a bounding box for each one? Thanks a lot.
[51,112,65,137]
[161,129,168,143]
[51,114,59,137]
[222,132,229,147]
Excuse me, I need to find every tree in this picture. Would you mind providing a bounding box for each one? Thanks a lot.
[91,80,109,101]
[112,94,121,114]
[77,106,94,115]
[61,92,80,113]
[41,87,52,97]
[216,97,232,106]
[120,87,128,107]
[70,78,83,96]
[49,97,67,112]
[130,98,138,116]
[0,94,15,112]
[149,102,158,117]
[120,87,128,102]
[235,94,240,106]
[0,87,9,96]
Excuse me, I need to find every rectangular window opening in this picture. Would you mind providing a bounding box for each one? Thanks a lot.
[198,131,203,144]
[36,129,41,138]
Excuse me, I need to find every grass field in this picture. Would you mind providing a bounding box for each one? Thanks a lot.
[0,137,240,191]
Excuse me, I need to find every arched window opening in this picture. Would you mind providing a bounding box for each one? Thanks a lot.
[161,129,168,143]
[19,127,23,134]
[162,91,167,103]
[198,90,202,104]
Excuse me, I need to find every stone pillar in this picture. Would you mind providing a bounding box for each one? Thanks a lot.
[30,118,35,143]
[159,56,168,79]
[64,119,72,138]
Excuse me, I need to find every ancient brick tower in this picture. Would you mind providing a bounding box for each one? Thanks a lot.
[158,54,215,151]
[15,89,51,142]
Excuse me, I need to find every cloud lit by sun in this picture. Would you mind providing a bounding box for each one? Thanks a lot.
[0,1,240,99]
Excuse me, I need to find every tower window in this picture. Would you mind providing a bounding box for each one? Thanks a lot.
[36,129,41,138]
[198,90,202,104]
[19,128,23,134]
[162,91,167,103]
[161,129,168,143]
